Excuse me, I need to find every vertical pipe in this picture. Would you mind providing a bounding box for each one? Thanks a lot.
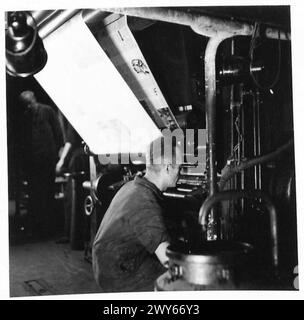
[205,37,225,196]
[252,91,258,189]
[205,36,225,240]
[229,85,234,239]
[256,90,262,190]
[236,103,241,165]
[240,87,245,213]
[199,190,279,273]
[230,38,235,165]
[69,176,77,249]
[229,38,235,239]
[89,156,98,244]
[240,87,245,188]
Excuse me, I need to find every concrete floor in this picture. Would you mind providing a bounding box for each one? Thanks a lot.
[9,239,102,297]
[8,197,102,297]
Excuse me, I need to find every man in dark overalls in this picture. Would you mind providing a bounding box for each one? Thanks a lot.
[92,136,182,292]
[20,90,63,239]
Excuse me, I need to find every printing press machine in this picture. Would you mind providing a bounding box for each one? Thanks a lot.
[6,7,297,290]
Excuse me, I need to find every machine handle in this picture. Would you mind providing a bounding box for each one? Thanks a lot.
[84,195,95,216]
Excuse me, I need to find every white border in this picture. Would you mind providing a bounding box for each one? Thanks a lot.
[1,0,303,300]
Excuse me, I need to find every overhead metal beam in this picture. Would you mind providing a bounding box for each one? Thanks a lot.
[31,10,55,26]
[101,7,290,40]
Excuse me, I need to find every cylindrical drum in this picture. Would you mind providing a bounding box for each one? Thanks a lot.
[165,240,254,288]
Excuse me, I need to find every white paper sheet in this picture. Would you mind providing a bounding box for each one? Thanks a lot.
[35,13,162,155]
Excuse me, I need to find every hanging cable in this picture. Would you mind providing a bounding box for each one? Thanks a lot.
[219,138,293,190]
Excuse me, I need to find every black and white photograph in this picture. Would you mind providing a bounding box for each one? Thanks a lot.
[1,1,304,300]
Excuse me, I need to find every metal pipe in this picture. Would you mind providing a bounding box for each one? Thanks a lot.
[237,109,241,164]
[230,101,236,191]
[204,37,226,240]
[38,9,81,39]
[252,91,258,189]
[205,37,224,197]
[31,10,56,26]
[256,90,262,190]
[198,190,279,271]
[82,8,114,24]
[101,7,290,40]
[240,86,245,191]
[219,139,293,190]
[163,192,186,199]
[230,39,235,192]
[240,88,245,213]
[229,62,236,237]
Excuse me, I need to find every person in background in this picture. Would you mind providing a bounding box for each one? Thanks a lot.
[56,123,87,175]
[20,90,63,239]
[92,136,182,292]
